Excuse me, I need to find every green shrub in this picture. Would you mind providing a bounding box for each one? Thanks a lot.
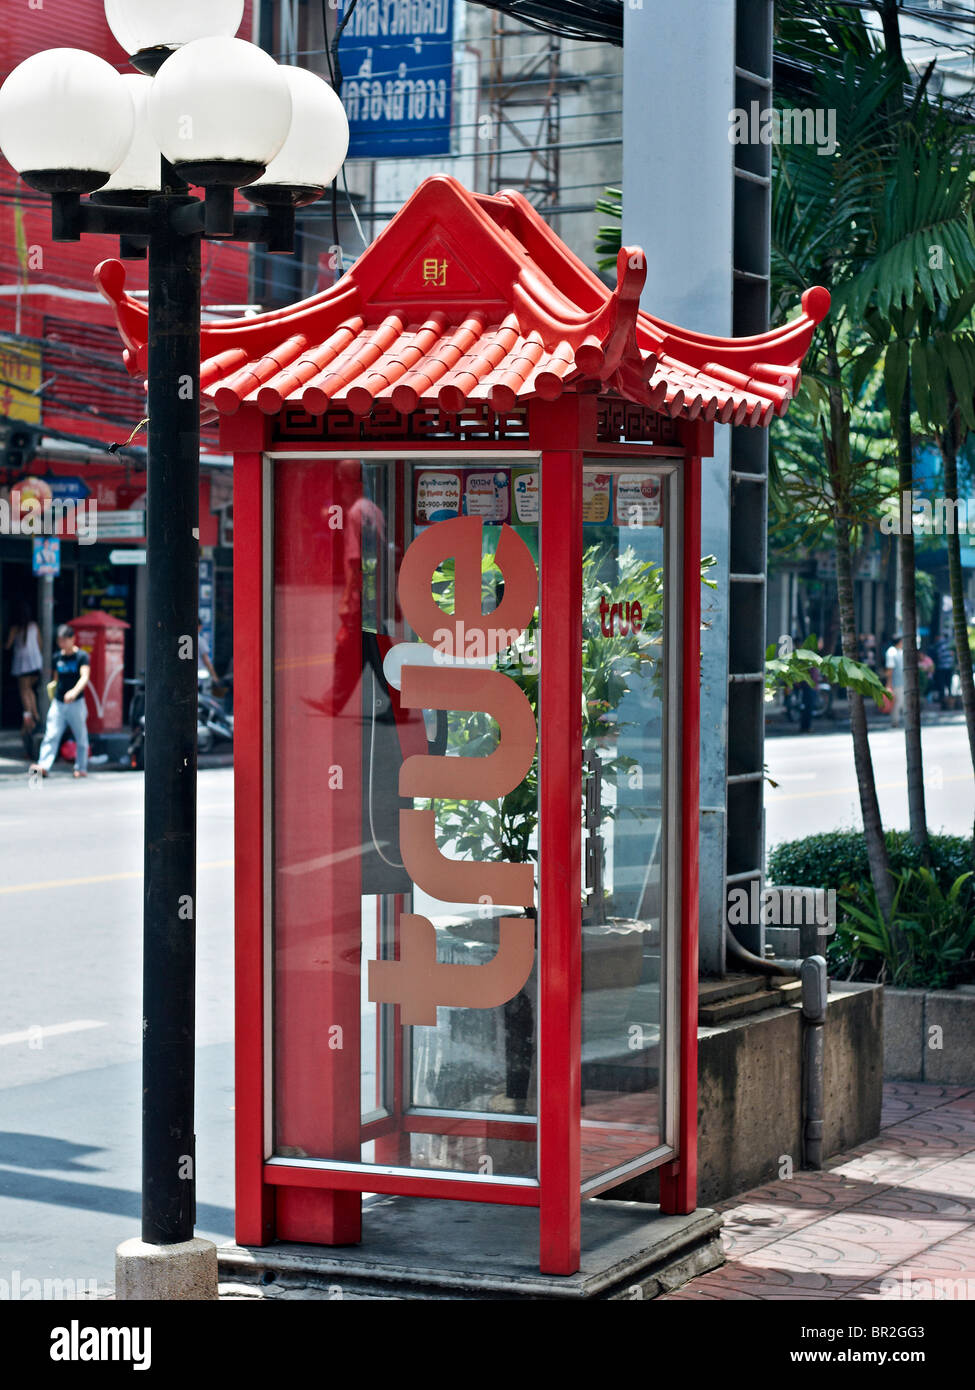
[832,869,975,990]
[768,830,975,898]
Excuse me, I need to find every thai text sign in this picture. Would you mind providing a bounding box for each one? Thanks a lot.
[339,0,453,158]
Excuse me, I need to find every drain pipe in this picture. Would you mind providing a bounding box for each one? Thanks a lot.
[725,925,796,977]
[724,888,829,1168]
[800,955,828,1169]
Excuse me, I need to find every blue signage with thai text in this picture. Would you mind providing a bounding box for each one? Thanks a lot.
[338,0,453,158]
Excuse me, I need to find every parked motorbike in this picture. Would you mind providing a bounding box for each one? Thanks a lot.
[197,669,234,754]
[124,675,146,770]
[784,679,832,722]
[124,671,231,769]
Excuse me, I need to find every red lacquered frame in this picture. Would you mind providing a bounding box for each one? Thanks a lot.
[99,177,823,1278]
[231,405,705,1276]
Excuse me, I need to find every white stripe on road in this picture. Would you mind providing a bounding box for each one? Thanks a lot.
[0,1020,106,1046]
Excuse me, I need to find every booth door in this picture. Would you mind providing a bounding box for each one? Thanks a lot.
[269,455,542,1184]
[578,461,680,1190]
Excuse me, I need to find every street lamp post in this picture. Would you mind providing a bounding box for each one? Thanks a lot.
[0,0,349,1299]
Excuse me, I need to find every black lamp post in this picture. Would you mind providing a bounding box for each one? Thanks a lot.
[0,1,349,1297]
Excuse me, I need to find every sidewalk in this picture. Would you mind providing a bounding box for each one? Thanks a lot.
[0,730,233,776]
[765,704,966,738]
[664,1082,975,1300]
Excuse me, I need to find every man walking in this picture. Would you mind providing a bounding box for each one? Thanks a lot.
[885,633,905,730]
[29,624,91,779]
[932,631,954,707]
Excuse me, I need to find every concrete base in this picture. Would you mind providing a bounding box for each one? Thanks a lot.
[217,1197,723,1300]
[115,1237,219,1301]
[613,980,883,1207]
[885,987,975,1083]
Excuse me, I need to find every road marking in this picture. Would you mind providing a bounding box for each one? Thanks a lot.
[0,1020,106,1046]
[771,773,974,801]
[0,860,233,896]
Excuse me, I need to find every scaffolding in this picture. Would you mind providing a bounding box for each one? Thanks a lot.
[484,12,561,212]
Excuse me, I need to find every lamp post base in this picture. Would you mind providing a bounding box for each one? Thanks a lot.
[115,1237,218,1301]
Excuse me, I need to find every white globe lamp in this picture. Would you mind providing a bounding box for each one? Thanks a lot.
[105,0,245,74]
[0,48,135,193]
[95,74,162,201]
[244,66,350,207]
[147,37,293,188]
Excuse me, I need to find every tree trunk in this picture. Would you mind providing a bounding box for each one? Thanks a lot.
[939,391,975,822]
[879,0,904,67]
[896,377,931,863]
[824,365,894,918]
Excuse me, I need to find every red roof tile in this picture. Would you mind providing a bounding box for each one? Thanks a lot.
[94,176,828,426]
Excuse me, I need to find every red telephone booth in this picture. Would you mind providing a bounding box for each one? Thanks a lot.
[71,609,130,734]
[99,177,825,1277]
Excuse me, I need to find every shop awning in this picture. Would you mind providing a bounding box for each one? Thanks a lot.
[95,175,828,428]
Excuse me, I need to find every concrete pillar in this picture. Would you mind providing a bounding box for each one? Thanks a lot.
[623,0,737,975]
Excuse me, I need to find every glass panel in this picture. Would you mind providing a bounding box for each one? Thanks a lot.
[272,456,540,1180]
[579,463,670,1183]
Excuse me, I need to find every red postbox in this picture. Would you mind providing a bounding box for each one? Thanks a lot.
[99,177,825,1277]
[71,609,129,734]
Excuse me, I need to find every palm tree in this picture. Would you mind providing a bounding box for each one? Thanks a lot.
[846,120,975,856]
[772,51,903,916]
[776,1,975,903]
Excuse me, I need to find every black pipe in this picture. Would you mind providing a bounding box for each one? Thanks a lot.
[141,194,202,1245]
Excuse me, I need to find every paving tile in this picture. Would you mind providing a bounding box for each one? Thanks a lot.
[850,1242,975,1301]
[729,1170,879,1211]
[881,1083,971,1111]
[719,1202,825,1257]
[941,1091,975,1117]
[665,1264,867,1299]
[890,1111,975,1144]
[735,1211,967,1281]
[828,1135,963,1186]
[671,1081,975,1302]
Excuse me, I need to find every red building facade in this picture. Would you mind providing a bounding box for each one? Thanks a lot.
[0,3,254,718]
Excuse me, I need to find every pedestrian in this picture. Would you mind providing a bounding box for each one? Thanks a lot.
[932,631,953,707]
[198,618,218,684]
[4,599,42,735]
[29,624,91,779]
[884,633,905,729]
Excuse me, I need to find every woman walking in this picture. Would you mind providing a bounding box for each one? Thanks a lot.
[4,599,42,735]
[29,624,90,779]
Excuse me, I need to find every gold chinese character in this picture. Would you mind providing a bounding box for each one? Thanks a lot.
[422,257,448,287]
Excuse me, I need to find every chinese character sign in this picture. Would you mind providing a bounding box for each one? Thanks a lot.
[339,0,453,158]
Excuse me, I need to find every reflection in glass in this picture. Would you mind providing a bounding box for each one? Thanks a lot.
[579,465,670,1182]
[272,458,540,1179]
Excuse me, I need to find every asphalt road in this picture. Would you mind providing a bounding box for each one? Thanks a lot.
[0,768,235,1296]
[765,717,975,847]
[0,721,972,1296]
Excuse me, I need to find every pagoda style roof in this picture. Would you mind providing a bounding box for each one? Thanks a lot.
[95,175,828,428]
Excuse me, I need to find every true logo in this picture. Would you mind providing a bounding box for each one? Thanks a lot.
[369,516,538,1025]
